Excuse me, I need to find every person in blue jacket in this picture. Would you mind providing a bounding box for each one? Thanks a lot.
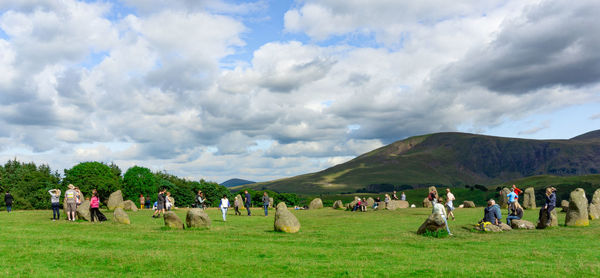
[539,187,557,226]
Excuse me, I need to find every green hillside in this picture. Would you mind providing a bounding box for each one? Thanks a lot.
[243,130,600,194]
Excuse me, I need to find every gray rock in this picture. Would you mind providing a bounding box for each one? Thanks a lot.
[274,202,300,233]
[377,201,386,209]
[462,201,476,208]
[308,198,323,209]
[107,190,124,210]
[366,197,375,207]
[332,200,344,209]
[498,188,510,209]
[76,200,91,221]
[497,222,512,231]
[565,188,589,227]
[346,197,360,210]
[386,200,408,210]
[186,208,211,228]
[523,187,536,209]
[234,194,243,207]
[423,198,432,208]
[510,219,535,229]
[588,203,600,220]
[121,200,138,211]
[417,213,447,234]
[397,200,409,208]
[536,208,558,229]
[592,189,600,206]
[113,208,130,224]
[560,200,569,212]
[480,223,502,232]
[269,197,274,208]
[164,211,184,229]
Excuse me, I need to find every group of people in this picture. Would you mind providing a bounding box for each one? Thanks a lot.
[351,190,408,212]
[46,184,105,222]
[427,187,457,235]
[480,185,557,228]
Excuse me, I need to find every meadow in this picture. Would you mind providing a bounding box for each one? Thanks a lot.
[0,206,599,277]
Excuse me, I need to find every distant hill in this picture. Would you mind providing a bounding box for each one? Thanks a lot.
[221,178,255,187]
[244,130,600,194]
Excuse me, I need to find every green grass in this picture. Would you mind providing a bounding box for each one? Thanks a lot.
[1,207,599,277]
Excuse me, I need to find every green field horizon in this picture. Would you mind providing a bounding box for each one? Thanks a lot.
[1,206,599,277]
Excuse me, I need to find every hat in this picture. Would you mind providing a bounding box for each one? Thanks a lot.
[68,184,75,189]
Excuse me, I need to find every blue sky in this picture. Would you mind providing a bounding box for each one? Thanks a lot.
[0,0,598,183]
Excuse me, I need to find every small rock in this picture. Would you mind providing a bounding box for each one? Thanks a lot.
[510,219,535,230]
[164,211,184,229]
[186,208,211,228]
[121,200,138,211]
[497,222,512,231]
[417,213,447,234]
[113,208,130,224]
[423,198,432,208]
[332,200,344,209]
[462,201,476,208]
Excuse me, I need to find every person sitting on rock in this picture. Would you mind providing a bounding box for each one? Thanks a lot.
[373,197,381,209]
[360,198,368,212]
[483,199,501,225]
[384,194,391,208]
[432,197,452,236]
[506,200,523,226]
[352,199,362,212]
[538,187,557,226]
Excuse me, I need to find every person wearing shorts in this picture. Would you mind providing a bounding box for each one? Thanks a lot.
[445,188,456,220]
[64,184,77,221]
[152,189,166,218]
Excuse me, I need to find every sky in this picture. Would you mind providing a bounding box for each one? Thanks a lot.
[0,0,599,183]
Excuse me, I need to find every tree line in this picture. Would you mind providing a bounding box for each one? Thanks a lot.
[0,159,299,209]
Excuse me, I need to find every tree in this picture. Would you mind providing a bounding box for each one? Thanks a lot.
[0,159,61,209]
[123,166,156,204]
[63,162,121,201]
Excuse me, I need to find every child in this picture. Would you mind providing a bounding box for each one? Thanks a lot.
[90,189,101,222]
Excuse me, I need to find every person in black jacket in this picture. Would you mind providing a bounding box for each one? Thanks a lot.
[539,187,557,226]
[4,191,13,213]
[244,190,252,216]
[483,199,500,225]
[152,188,166,218]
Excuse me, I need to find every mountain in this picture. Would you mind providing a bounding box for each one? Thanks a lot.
[244,130,600,194]
[221,178,255,187]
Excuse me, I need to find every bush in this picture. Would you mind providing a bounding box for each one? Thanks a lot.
[421,229,449,238]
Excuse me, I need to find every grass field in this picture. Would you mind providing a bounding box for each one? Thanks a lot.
[1,207,599,277]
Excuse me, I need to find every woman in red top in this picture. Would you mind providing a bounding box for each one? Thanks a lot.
[90,189,101,222]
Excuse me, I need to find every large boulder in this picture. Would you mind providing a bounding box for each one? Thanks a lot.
[560,200,569,212]
[498,222,512,231]
[274,202,300,233]
[417,213,446,235]
[121,200,138,212]
[366,197,375,207]
[386,200,408,210]
[186,208,211,228]
[498,188,510,209]
[478,223,502,232]
[588,203,600,220]
[164,211,184,229]
[565,188,589,227]
[462,201,476,208]
[76,200,91,221]
[107,190,124,210]
[332,200,344,209]
[346,197,360,210]
[592,189,600,205]
[423,198,432,208]
[308,198,323,209]
[523,187,536,209]
[536,208,558,229]
[113,208,130,224]
[269,197,274,208]
[397,200,409,209]
[510,219,535,230]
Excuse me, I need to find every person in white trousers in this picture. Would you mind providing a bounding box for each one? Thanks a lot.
[220,195,230,221]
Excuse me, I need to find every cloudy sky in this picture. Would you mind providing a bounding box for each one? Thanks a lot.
[0,0,599,183]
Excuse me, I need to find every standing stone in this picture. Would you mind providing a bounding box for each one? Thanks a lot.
[107,190,124,210]
[113,208,130,224]
[274,202,300,233]
[308,198,323,209]
[560,200,569,212]
[346,197,360,210]
[462,201,476,208]
[366,197,375,207]
[397,200,409,208]
[121,200,139,212]
[510,219,535,230]
[565,188,589,227]
[536,208,558,229]
[588,203,600,220]
[417,213,446,234]
[423,198,432,208]
[76,200,91,221]
[164,211,184,229]
[269,197,274,208]
[386,200,399,211]
[235,194,243,208]
[592,189,600,205]
[332,200,344,209]
[523,187,536,209]
[186,208,211,228]
[498,188,510,209]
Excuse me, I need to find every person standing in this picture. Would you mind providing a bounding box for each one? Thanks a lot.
[428,187,439,205]
[445,188,456,221]
[4,191,14,213]
[400,192,406,201]
[64,184,77,221]
[432,197,452,236]
[90,189,101,222]
[262,192,270,216]
[152,189,166,218]
[384,194,391,209]
[234,195,241,215]
[195,190,204,209]
[165,191,173,211]
[139,194,145,210]
[74,187,83,208]
[48,189,61,220]
[392,191,399,200]
[244,190,252,216]
[220,195,229,221]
